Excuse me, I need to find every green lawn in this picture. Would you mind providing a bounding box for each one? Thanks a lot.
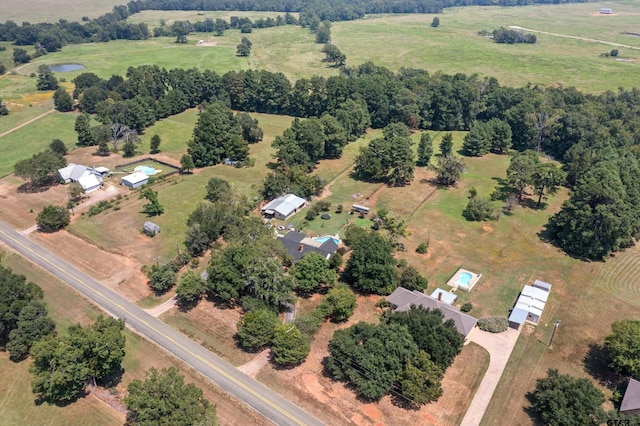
[0,111,78,178]
[2,0,123,23]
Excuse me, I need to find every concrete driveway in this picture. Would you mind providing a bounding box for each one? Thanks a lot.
[460,327,521,426]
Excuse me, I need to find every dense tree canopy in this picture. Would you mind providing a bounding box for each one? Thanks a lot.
[14,149,66,185]
[36,205,70,232]
[343,230,398,295]
[236,309,279,351]
[605,320,640,378]
[125,367,217,426]
[290,252,336,294]
[529,369,605,426]
[271,324,310,366]
[7,301,55,360]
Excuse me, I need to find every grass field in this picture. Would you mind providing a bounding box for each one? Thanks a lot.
[2,0,123,23]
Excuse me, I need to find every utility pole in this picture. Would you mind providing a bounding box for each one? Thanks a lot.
[549,319,560,348]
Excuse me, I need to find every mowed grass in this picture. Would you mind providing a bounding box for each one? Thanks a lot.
[0,111,78,178]
[332,2,640,92]
[2,0,123,23]
[70,112,291,262]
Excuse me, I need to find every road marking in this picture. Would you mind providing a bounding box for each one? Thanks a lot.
[0,227,309,426]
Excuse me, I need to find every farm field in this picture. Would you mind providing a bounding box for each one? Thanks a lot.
[2,0,123,23]
[0,249,269,426]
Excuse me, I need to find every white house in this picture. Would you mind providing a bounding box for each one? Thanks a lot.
[121,172,149,189]
[57,163,104,193]
[261,194,306,220]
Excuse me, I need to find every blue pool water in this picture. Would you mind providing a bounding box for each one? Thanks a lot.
[135,165,156,175]
[316,236,339,245]
[48,64,84,72]
[455,272,473,288]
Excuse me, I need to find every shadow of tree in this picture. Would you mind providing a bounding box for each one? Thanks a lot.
[17,177,58,193]
[584,343,626,392]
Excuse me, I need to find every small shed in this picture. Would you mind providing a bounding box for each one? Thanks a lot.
[94,166,111,176]
[600,8,612,14]
[352,204,370,215]
[121,172,149,189]
[143,221,160,235]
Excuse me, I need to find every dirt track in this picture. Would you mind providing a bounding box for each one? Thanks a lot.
[0,109,55,139]
[509,25,640,51]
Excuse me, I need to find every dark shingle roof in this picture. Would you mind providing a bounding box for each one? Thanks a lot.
[387,287,478,337]
[277,231,338,263]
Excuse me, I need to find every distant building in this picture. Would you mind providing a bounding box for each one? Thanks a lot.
[121,172,149,189]
[387,287,477,339]
[600,8,612,14]
[261,194,306,220]
[143,221,160,235]
[57,163,104,193]
[223,158,239,167]
[621,378,640,415]
[277,231,339,263]
[508,280,552,329]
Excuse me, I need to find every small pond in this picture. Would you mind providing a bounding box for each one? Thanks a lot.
[48,64,84,72]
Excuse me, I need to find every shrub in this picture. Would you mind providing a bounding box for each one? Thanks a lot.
[463,196,495,221]
[316,200,331,211]
[461,302,473,313]
[336,204,343,214]
[36,205,70,232]
[611,49,619,57]
[416,242,428,254]
[305,209,318,220]
[477,317,509,333]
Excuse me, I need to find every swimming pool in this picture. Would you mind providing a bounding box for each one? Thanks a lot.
[316,236,340,245]
[135,165,157,175]
[455,272,473,288]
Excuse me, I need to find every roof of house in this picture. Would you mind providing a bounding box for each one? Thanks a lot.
[277,231,339,263]
[510,284,550,322]
[387,287,477,337]
[59,163,104,183]
[77,173,101,191]
[508,307,529,324]
[533,279,552,292]
[94,166,110,174]
[621,378,640,412]
[430,288,457,305]
[121,172,149,185]
[262,194,306,217]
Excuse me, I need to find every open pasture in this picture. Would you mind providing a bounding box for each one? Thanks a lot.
[2,0,123,23]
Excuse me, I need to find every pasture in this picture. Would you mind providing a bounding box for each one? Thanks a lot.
[2,0,123,23]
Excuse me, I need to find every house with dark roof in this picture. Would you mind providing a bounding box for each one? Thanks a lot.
[621,378,640,415]
[277,231,339,263]
[387,287,477,339]
[262,194,306,220]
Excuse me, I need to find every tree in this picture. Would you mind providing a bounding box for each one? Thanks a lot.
[506,150,539,200]
[7,301,55,360]
[36,205,70,232]
[531,162,565,207]
[610,49,619,57]
[463,195,495,221]
[417,132,433,166]
[431,17,440,28]
[75,114,95,146]
[0,97,8,116]
[141,188,164,216]
[236,112,263,143]
[605,320,640,378]
[290,252,336,294]
[122,140,136,157]
[205,177,232,203]
[322,43,346,67]
[150,134,161,153]
[14,149,66,185]
[343,230,398,295]
[184,224,211,257]
[315,22,332,44]
[462,121,491,156]
[68,182,83,202]
[236,37,252,56]
[488,118,512,153]
[398,265,428,291]
[434,155,466,186]
[180,154,195,173]
[439,133,453,156]
[318,283,356,322]
[36,65,59,91]
[125,367,216,426]
[49,139,67,156]
[148,264,176,293]
[0,264,44,344]
[176,271,205,306]
[271,324,310,366]
[53,88,73,112]
[78,316,126,386]
[529,369,605,426]
[399,351,443,407]
[13,48,31,64]
[108,123,139,153]
[236,309,279,351]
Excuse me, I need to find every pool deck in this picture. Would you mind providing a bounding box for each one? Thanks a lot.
[447,268,482,292]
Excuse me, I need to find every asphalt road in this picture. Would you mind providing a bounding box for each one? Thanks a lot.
[0,221,323,426]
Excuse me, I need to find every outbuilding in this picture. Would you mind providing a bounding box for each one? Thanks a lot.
[143,221,160,235]
[352,204,370,215]
[508,281,552,329]
[121,172,149,189]
[261,194,306,220]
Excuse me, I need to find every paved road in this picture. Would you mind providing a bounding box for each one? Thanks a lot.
[460,328,520,426]
[0,221,323,426]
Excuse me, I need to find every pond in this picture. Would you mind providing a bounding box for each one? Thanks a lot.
[48,64,85,72]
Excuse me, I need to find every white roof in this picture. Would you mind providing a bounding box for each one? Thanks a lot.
[430,288,457,305]
[77,173,101,190]
[121,172,149,185]
[58,163,81,181]
[521,285,549,303]
[262,194,306,217]
[95,166,110,173]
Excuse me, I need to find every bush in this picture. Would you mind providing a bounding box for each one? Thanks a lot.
[305,209,318,220]
[463,196,495,221]
[611,49,619,57]
[461,302,473,313]
[477,317,509,333]
[416,242,428,254]
[336,204,343,214]
[316,200,331,212]
[36,205,70,232]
